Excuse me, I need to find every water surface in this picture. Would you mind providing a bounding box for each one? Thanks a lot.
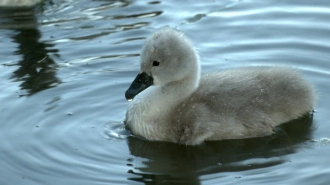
[0,0,330,184]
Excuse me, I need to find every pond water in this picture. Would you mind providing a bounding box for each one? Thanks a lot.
[0,0,330,184]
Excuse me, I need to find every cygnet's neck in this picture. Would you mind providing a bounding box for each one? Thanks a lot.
[134,59,200,119]
[155,61,201,113]
[161,71,199,104]
[126,47,201,141]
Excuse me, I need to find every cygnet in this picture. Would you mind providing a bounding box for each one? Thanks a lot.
[124,27,316,145]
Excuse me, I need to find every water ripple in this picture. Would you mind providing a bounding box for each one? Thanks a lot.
[99,121,130,141]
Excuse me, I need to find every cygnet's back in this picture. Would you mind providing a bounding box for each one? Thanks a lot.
[175,67,316,144]
[124,27,316,145]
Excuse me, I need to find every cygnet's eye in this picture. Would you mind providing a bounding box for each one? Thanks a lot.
[152,61,160,66]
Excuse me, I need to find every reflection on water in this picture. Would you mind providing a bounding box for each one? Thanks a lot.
[0,7,60,95]
[127,114,314,184]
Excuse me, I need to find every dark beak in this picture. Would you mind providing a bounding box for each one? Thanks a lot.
[125,72,154,101]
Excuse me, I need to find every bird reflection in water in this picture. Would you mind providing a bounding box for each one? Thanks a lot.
[0,5,60,96]
[126,113,314,185]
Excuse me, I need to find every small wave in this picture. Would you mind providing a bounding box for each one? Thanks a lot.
[98,121,131,141]
[310,138,330,146]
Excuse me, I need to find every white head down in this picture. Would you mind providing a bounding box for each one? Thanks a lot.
[125,27,200,100]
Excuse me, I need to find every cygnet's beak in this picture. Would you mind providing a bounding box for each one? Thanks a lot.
[125,72,154,101]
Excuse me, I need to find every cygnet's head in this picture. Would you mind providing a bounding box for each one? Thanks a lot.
[125,27,200,100]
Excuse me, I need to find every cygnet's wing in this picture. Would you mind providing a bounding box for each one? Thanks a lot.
[174,66,316,143]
